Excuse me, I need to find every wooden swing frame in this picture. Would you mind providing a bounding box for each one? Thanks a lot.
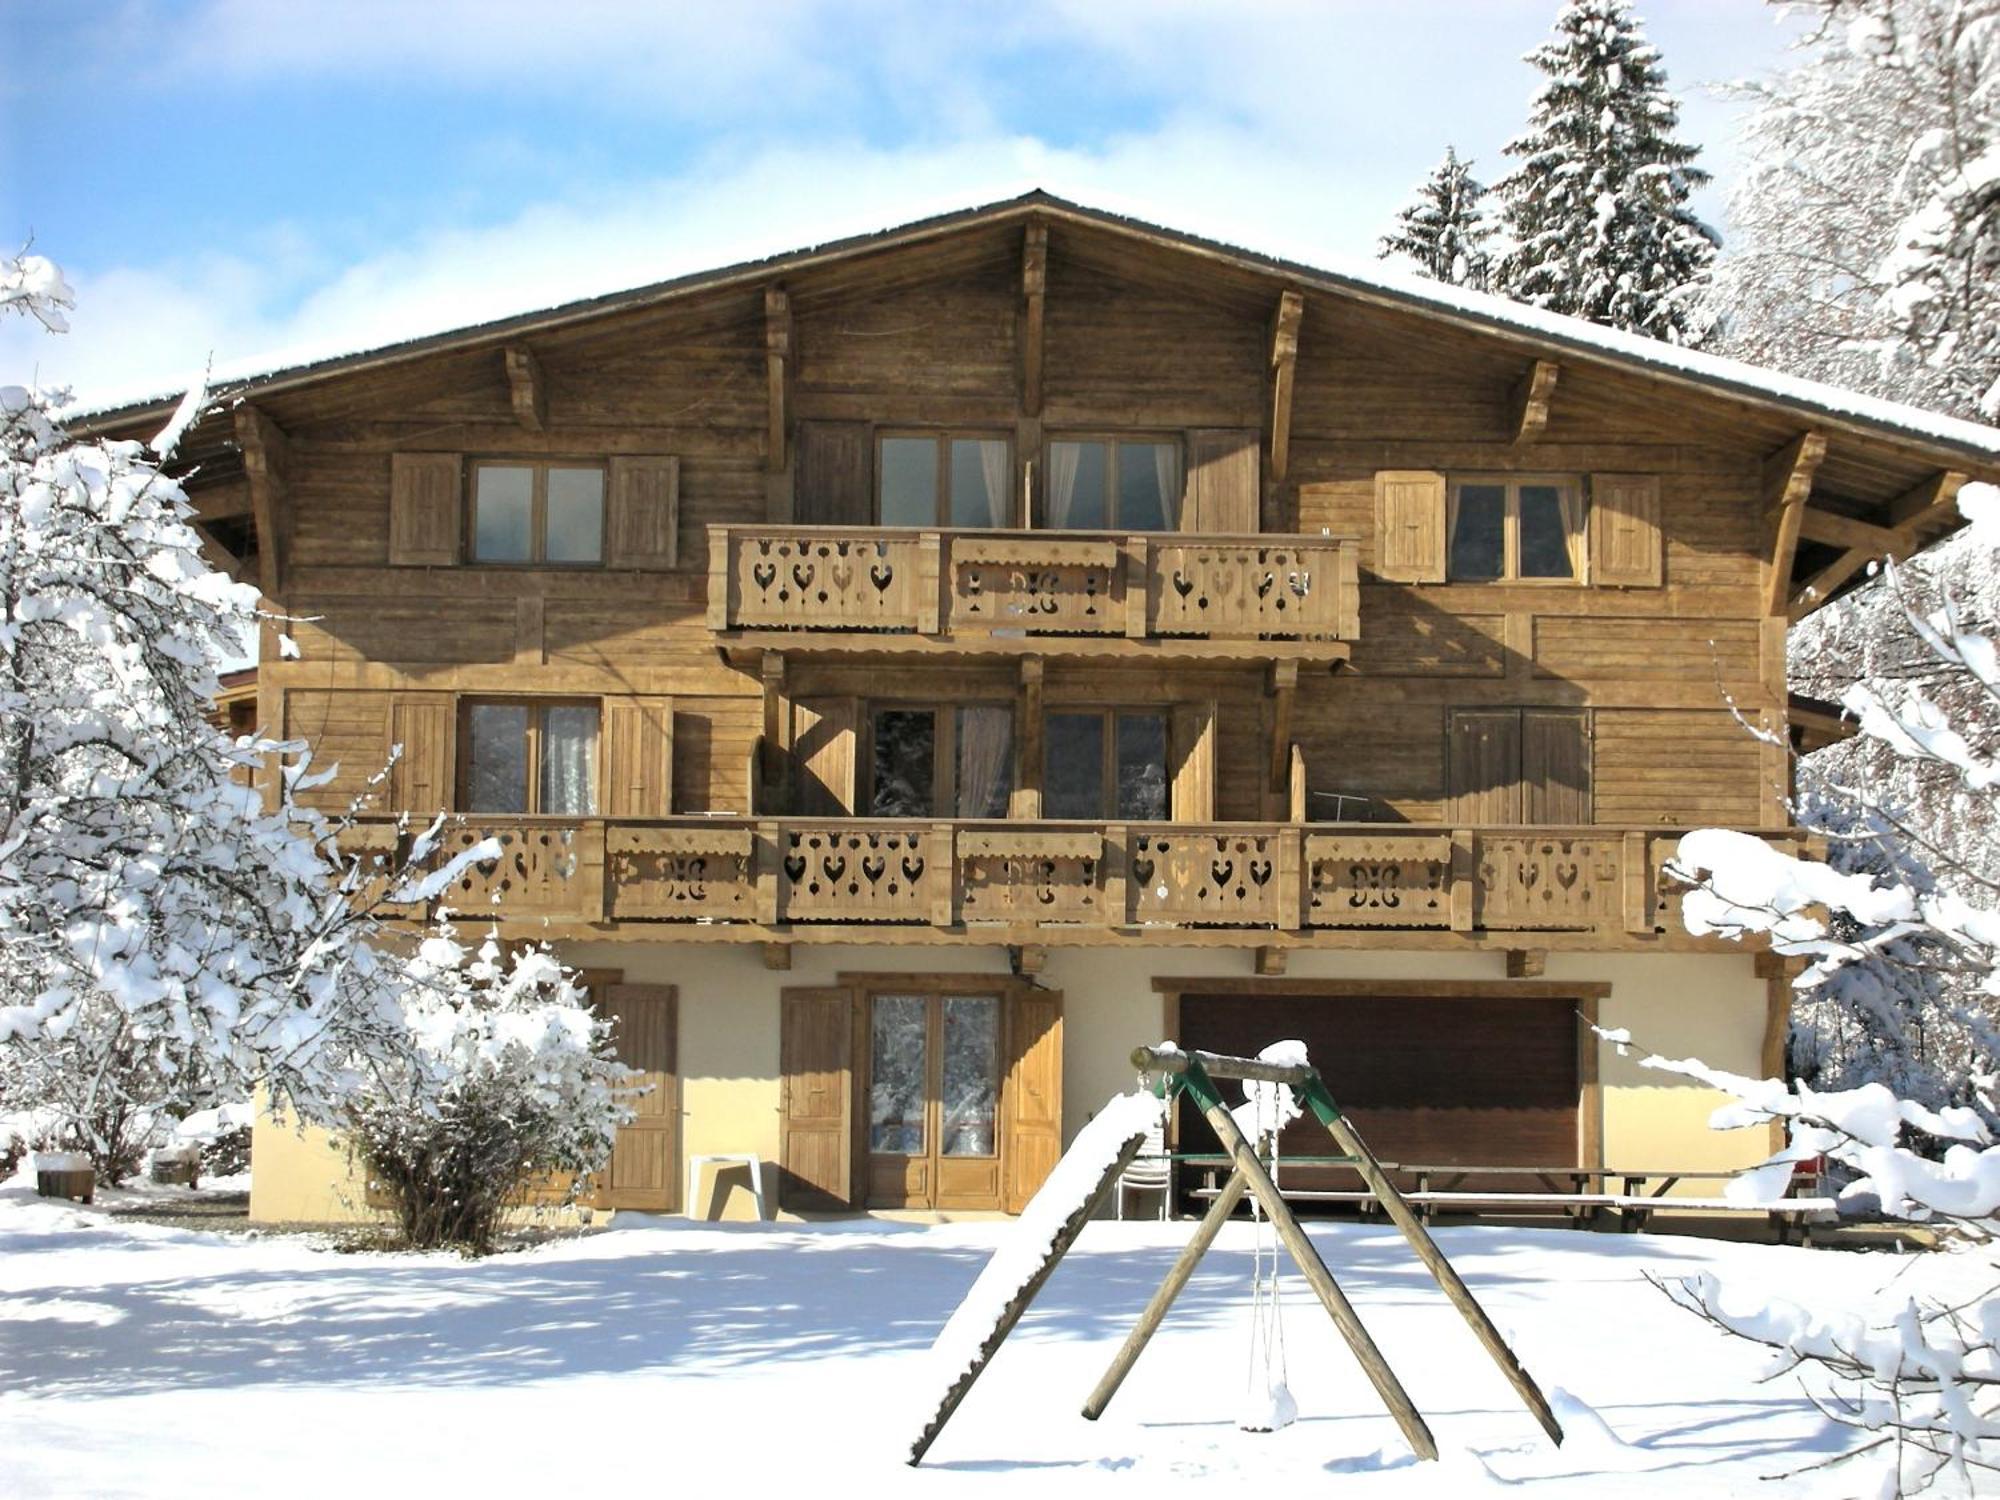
[908,1042,1564,1466]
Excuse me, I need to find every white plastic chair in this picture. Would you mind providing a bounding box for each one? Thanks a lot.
[1116,1118,1173,1220]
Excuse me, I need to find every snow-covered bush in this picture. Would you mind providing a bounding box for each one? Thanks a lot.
[1657,481,2000,1494]
[343,927,633,1254]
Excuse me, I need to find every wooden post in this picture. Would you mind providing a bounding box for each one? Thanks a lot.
[1510,359,1559,444]
[764,286,791,474]
[1193,1076,1438,1461]
[1020,221,1047,419]
[1267,288,1303,484]
[1299,1081,1564,1445]
[1761,431,1826,616]
[503,344,547,432]
[1082,1167,1250,1420]
[908,1132,1147,1465]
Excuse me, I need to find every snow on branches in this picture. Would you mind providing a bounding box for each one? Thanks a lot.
[0,254,501,1167]
[343,928,634,1253]
[1495,0,1719,344]
[1710,0,2000,422]
[1656,479,2000,1493]
[1378,146,1497,291]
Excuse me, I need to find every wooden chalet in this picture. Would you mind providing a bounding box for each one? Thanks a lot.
[85,192,2000,1222]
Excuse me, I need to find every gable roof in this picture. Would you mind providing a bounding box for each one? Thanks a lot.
[78,190,2000,470]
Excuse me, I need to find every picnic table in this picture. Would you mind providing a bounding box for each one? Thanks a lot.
[1176,1155,1834,1242]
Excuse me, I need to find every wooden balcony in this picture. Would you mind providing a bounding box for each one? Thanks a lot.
[357,817,1796,951]
[705,525,1358,660]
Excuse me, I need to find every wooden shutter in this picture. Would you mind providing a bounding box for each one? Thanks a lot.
[780,987,855,1211]
[795,421,871,525]
[1523,710,1591,824]
[1184,429,1260,534]
[1374,470,1447,583]
[1589,472,1662,587]
[1170,700,1217,821]
[793,696,858,815]
[1003,987,1064,1213]
[1447,708,1523,824]
[606,455,680,570]
[590,983,679,1212]
[388,453,461,566]
[389,693,454,815]
[603,696,674,817]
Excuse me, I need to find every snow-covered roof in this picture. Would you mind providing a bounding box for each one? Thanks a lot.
[80,191,2000,468]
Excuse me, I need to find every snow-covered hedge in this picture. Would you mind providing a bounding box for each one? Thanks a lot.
[343,929,634,1253]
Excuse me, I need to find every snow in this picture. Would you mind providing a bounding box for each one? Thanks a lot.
[2,1183,1990,1498]
[921,1088,1163,1410]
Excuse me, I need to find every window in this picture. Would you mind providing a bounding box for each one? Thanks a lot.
[460,700,600,815]
[1447,476,1584,582]
[1039,437,1182,531]
[876,433,1013,528]
[1045,710,1169,819]
[470,461,606,564]
[866,704,1015,818]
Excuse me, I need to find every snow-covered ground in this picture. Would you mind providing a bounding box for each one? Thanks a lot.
[0,1181,1988,1498]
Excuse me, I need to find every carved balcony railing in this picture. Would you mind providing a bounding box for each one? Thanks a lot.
[707,526,1360,645]
[351,817,1797,943]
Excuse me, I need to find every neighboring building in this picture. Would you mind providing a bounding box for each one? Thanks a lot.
[89,194,2000,1222]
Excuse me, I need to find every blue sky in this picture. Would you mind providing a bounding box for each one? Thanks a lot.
[1,1,1802,408]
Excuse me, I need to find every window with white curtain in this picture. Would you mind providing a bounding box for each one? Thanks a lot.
[865,703,1015,818]
[876,432,1013,528]
[1446,475,1586,582]
[1038,436,1182,531]
[461,700,599,815]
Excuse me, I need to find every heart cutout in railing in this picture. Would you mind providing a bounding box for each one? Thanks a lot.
[1249,858,1272,886]
[823,855,847,883]
[752,561,778,591]
[783,854,806,884]
[830,562,854,592]
[793,562,816,591]
[861,854,885,884]
[1172,571,1194,599]
[869,562,895,592]
[1556,862,1580,889]
[901,856,925,883]
[1210,859,1234,887]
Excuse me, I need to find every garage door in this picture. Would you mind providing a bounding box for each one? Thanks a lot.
[1177,991,1581,1192]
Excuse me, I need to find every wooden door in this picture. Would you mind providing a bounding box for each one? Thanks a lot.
[863,988,1006,1210]
[793,696,858,815]
[795,421,870,525]
[1004,988,1064,1212]
[590,983,679,1211]
[1523,710,1591,824]
[780,987,853,1210]
[1447,709,1523,824]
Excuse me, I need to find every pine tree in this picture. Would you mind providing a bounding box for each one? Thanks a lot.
[1495,0,1720,344]
[1378,147,1496,290]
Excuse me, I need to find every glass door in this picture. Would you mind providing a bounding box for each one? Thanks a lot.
[866,990,1004,1209]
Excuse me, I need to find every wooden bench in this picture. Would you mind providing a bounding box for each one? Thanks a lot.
[1180,1157,1834,1241]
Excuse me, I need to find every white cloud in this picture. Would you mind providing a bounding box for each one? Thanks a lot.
[13,123,1426,410]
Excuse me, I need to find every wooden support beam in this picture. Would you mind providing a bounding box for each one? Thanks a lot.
[908,1129,1147,1465]
[1761,431,1826,616]
[190,522,249,585]
[1789,469,1967,620]
[762,942,792,972]
[1254,945,1287,977]
[1009,943,1047,976]
[764,285,791,474]
[1012,657,1045,819]
[1797,507,1897,553]
[1509,359,1560,444]
[761,652,788,812]
[1020,221,1047,418]
[1266,288,1304,482]
[502,344,547,432]
[1267,659,1299,794]
[233,404,289,599]
[190,488,253,524]
[1505,948,1546,979]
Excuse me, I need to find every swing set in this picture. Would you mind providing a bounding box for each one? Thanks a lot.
[908,1042,1565,1466]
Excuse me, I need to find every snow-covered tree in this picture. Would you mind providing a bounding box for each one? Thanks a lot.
[1658,481,2000,1493]
[0,251,500,1174]
[1378,146,1497,290]
[343,927,632,1253]
[1495,0,1720,344]
[1708,0,1999,421]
